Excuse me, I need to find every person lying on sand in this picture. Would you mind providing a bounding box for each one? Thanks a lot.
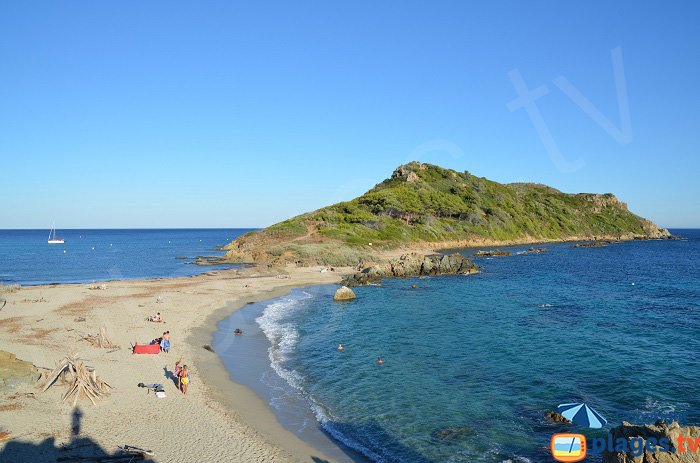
[146,312,162,322]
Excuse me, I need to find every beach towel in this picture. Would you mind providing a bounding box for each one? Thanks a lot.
[133,343,161,354]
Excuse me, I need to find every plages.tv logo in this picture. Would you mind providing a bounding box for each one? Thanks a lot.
[551,433,586,462]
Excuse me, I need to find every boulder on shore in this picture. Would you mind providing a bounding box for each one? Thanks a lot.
[333,286,356,301]
[0,351,40,391]
[603,421,700,463]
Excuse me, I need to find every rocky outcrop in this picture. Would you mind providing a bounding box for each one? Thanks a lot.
[603,421,700,463]
[524,247,547,254]
[578,193,628,213]
[474,249,511,257]
[0,351,39,391]
[333,286,357,301]
[391,161,426,182]
[544,410,570,423]
[341,253,478,286]
[574,241,612,248]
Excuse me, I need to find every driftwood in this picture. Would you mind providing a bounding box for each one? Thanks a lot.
[83,327,119,349]
[42,355,112,406]
[87,283,108,290]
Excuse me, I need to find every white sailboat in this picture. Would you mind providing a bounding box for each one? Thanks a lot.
[48,224,65,244]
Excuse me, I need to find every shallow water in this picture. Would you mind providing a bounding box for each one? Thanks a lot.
[218,229,700,462]
[0,228,251,285]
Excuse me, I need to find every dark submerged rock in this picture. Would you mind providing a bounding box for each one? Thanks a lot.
[430,426,476,442]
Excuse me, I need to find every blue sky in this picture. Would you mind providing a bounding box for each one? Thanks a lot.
[1,1,698,228]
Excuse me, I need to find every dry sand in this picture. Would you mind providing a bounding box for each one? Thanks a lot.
[0,265,354,462]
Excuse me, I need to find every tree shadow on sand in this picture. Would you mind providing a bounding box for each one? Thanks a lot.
[0,407,151,462]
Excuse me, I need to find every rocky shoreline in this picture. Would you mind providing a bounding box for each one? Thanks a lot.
[603,421,700,462]
[341,253,479,287]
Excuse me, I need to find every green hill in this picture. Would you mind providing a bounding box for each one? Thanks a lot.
[222,162,670,265]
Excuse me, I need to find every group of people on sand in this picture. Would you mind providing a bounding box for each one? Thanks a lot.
[173,357,190,395]
[152,331,171,353]
[142,312,192,396]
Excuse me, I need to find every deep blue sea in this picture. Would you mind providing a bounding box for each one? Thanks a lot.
[0,229,252,285]
[215,229,700,463]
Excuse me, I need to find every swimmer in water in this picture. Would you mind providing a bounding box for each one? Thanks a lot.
[338,344,343,351]
[377,356,383,365]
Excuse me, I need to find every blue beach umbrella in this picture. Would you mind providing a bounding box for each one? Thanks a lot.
[557,402,608,429]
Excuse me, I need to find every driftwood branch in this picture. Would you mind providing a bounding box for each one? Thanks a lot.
[83,327,119,349]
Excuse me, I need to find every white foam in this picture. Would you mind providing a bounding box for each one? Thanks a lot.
[256,291,385,462]
[256,293,311,391]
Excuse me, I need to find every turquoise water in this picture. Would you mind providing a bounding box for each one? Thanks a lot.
[220,230,700,462]
[0,229,252,285]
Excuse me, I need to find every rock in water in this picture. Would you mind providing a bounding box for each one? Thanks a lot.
[0,351,39,391]
[474,249,512,257]
[333,286,356,301]
[544,410,570,423]
[341,253,479,286]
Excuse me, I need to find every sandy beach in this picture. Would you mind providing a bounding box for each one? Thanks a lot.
[0,265,353,462]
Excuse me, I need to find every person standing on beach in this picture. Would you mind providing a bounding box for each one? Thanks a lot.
[160,331,171,353]
[179,365,190,395]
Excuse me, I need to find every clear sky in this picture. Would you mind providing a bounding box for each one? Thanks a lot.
[1,1,698,229]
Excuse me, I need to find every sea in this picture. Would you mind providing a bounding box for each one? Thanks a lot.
[0,228,252,285]
[214,229,700,463]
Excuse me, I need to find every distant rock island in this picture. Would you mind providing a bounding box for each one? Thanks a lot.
[220,162,671,268]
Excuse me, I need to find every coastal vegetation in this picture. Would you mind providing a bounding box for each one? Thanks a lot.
[222,162,670,266]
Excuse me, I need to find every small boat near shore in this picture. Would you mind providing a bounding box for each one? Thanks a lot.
[48,224,65,244]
